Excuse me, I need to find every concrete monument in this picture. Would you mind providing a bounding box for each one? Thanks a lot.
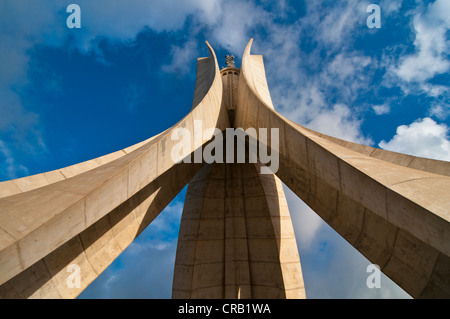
[0,40,449,299]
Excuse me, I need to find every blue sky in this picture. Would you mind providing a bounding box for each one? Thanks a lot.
[0,0,449,298]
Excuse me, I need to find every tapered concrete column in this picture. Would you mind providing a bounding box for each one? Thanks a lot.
[172,162,305,299]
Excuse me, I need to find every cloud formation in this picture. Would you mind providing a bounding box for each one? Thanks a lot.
[393,0,450,83]
[379,117,450,161]
[372,104,391,115]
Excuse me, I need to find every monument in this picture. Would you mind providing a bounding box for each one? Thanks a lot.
[0,40,449,299]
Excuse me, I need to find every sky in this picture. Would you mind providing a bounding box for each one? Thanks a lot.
[0,0,449,299]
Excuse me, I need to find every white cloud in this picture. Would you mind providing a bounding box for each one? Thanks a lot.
[323,52,375,104]
[380,0,450,124]
[209,1,269,53]
[393,0,450,83]
[298,0,376,50]
[327,53,372,80]
[429,101,450,120]
[379,0,404,15]
[0,140,29,180]
[306,103,373,145]
[379,117,450,161]
[372,104,390,115]
[257,36,373,146]
[69,0,222,50]
[161,40,199,75]
[250,14,375,145]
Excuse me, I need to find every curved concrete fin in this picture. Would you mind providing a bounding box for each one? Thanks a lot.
[0,41,229,298]
[191,41,217,111]
[237,39,450,298]
[289,117,450,177]
[241,39,274,110]
[0,134,160,199]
